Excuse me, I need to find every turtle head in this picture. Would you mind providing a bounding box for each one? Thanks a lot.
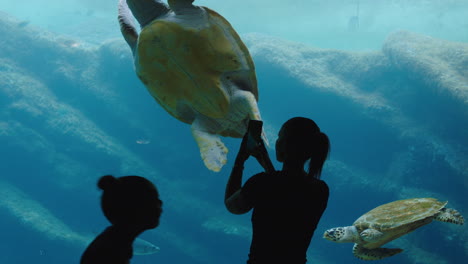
[126,0,170,27]
[323,226,359,243]
[168,0,196,13]
[168,0,194,6]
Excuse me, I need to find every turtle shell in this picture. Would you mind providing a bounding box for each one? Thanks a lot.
[353,198,446,248]
[135,7,257,124]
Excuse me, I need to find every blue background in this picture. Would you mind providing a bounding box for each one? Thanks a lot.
[0,1,466,263]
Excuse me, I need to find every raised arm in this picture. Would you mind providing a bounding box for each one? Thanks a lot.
[224,131,276,214]
[224,133,253,214]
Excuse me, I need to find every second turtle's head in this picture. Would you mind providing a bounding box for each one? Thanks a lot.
[323,226,358,243]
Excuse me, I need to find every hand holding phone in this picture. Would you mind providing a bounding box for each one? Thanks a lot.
[246,120,263,152]
[245,120,275,173]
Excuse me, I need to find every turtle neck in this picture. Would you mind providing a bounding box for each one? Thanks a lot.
[168,0,198,14]
[126,0,170,27]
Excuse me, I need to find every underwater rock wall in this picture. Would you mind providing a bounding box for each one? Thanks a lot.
[245,31,468,196]
[245,31,467,182]
[0,11,466,264]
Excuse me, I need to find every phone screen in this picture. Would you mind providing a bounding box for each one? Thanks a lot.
[248,120,263,142]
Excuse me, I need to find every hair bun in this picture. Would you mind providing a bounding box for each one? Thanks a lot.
[98,175,118,190]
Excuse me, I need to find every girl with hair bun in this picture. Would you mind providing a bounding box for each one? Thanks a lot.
[225,117,330,264]
[81,175,162,264]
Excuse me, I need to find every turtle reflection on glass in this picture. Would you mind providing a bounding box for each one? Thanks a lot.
[323,198,464,260]
[118,0,263,172]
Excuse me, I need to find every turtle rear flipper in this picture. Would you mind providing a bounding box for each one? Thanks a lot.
[191,119,228,172]
[435,208,465,225]
[353,244,403,260]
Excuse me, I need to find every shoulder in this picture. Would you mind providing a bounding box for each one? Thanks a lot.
[242,171,275,191]
[310,179,329,205]
[240,172,269,199]
[80,227,132,264]
[313,179,329,194]
[245,171,269,183]
[301,178,329,202]
[315,179,329,190]
[241,171,282,201]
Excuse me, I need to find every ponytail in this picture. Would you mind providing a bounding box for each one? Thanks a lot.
[307,132,330,179]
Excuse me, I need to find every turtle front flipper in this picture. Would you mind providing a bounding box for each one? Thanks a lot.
[434,208,465,225]
[118,0,170,54]
[191,119,228,172]
[353,244,403,260]
[360,228,384,242]
[240,92,269,146]
[118,0,139,53]
[230,89,269,146]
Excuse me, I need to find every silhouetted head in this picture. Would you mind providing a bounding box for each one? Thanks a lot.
[276,117,330,179]
[98,175,162,231]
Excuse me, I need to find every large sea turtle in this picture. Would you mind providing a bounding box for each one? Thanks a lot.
[118,0,263,172]
[323,198,464,260]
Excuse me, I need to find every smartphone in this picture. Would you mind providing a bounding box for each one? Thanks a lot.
[247,119,263,151]
[246,120,275,173]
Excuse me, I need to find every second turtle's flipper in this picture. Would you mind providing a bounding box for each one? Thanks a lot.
[360,228,384,242]
[435,208,465,225]
[191,122,228,172]
[353,244,403,260]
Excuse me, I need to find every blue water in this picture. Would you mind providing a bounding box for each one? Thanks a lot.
[0,1,467,264]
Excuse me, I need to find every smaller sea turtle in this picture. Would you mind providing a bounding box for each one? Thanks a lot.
[323,198,464,260]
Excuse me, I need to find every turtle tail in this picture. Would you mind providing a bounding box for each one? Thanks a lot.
[118,0,139,54]
[435,208,465,225]
[353,244,403,260]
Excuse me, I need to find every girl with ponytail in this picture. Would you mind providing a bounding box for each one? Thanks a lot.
[225,117,330,264]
